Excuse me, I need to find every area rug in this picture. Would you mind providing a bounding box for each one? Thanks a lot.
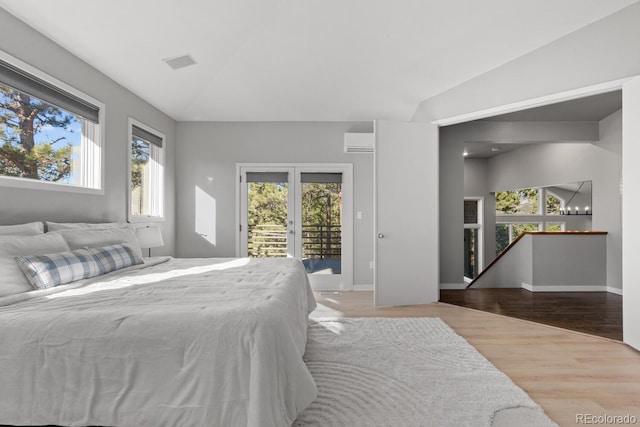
[294,317,557,427]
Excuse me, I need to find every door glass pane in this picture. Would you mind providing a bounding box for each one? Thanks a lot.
[496,224,510,256]
[247,179,288,257]
[464,200,478,224]
[301,174,342,274]
[464,228,478,279]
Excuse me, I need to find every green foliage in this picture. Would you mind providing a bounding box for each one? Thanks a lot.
[130,138,150,189]
[248,182,288,226]
[513,223,540,236]
[546,193,560,214]
[495,188,539,215]
[246,181,343,258]
[0,84,76,182]
[495,190,520,214]
[301,183,342,226]
[495,224,510,256]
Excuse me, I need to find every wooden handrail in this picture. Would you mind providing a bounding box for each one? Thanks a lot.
[466,231,608,289]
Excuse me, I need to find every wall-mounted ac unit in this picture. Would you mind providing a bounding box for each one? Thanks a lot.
[344,132,374,153]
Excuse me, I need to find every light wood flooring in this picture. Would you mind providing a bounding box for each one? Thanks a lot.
[312,291,640,427]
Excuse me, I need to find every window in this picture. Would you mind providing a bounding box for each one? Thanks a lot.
[0,51,103,193]
[128,118,164,221]
[495,222,541,256]
[495,188,540,215]
[546,222,565,232]
[464,198,483,280]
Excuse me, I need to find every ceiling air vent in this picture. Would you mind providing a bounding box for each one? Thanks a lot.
[163,54,197,70]
[344,133,374,153]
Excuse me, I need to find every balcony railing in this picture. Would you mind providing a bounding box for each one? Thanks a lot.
[248,223,342,259]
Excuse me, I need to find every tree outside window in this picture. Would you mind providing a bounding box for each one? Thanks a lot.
[0,84,81,184]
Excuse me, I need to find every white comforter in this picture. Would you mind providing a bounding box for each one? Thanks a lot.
[0,257,318,427]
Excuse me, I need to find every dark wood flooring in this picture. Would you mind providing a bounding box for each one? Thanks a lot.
[439,288,623,341]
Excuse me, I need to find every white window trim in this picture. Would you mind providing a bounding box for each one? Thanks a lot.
[496,221,544,244]
[127,117,165,223]
[0,49,105,195]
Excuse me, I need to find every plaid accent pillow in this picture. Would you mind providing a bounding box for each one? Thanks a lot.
[15,248,104,290]
[88,243,143,274]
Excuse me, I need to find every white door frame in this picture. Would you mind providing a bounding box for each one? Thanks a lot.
[236,162,354,290]
[432,75,639,349]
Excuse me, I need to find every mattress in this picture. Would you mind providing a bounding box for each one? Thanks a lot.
[0,257,318,427]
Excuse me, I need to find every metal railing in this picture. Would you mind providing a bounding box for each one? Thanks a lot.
[248,224,341,258]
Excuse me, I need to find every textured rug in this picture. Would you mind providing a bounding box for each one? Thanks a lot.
[294,317,557,427]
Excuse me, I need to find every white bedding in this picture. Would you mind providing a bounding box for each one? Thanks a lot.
[0,257,318,427]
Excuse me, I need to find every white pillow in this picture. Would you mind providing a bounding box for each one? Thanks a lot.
[46,221,132,232]
[0,233,71,297]
[0,222,44,236]
[55,227,143,260]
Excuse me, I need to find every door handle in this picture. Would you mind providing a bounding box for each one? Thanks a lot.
[378,233,384,239]
[289,230,295,234]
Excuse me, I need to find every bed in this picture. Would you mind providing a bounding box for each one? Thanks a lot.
[0,223,318,427]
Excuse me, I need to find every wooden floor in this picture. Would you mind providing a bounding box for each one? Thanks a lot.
[312,291,640,427]
[440,289,623,340]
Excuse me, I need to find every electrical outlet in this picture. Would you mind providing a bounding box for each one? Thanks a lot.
[369,261,375,269]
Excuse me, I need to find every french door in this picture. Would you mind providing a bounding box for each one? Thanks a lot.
[238,164,352,290]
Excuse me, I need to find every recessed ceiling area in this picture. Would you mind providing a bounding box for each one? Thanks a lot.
[0,1,636,121]
[481,91,622,122]
[462,90,622,159]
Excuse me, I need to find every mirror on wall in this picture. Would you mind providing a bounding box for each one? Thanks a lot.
[493,181,592,256]
[495,181,592,216]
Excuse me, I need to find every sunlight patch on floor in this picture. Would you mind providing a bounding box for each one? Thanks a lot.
[310,302,344,320]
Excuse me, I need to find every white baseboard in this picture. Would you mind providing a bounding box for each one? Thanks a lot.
[353,284,374,291]
[526,285,608,292]
[440,283,467,290]
[607,286,623,295]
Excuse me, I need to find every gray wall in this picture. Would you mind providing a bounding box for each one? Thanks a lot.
[175,121,375,286]
[455,113,622,290]
[485,111,622,289]
[472,234,607,290]
[438,133,464,286]
[0,9,177,255]
[441,120,601,287]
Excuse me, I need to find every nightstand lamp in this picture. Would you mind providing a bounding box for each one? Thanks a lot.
[136,225,164,257]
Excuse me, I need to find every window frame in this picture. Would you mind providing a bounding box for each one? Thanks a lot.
[0,49,105,194]
[463,197,484,281]
[127,117,165,223]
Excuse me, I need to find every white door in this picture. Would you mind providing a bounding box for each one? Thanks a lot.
[239,164,352,290]
[374,120,439,306]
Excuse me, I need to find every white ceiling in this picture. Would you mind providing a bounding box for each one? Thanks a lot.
[0,0,637,122]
